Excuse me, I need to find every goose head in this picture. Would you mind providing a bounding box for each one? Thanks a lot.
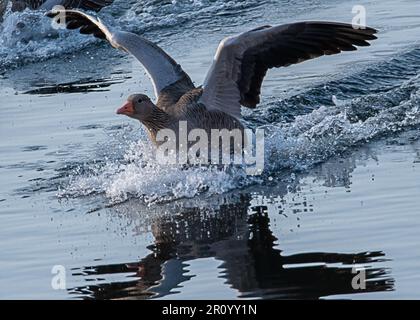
[116,94,155,121]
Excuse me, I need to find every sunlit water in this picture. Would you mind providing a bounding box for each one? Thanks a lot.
[0,0,420,299]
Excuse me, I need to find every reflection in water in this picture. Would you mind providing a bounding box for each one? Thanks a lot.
[62,134,404,300]
[68,189,393,299]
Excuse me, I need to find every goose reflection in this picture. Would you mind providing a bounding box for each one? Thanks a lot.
[68,188,393,299]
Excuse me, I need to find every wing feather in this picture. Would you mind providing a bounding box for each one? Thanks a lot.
[45,9,193,99]
[200,21,378,119]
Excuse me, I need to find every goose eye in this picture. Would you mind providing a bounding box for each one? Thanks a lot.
[138,98,143,103]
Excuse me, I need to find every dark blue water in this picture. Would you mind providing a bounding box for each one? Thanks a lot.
[0,0,420,299]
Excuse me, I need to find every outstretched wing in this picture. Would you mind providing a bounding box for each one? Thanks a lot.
[200,21,377,119]
[46,9,193,99]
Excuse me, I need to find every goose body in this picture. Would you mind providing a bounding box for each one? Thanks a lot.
[46,9,378,148]
[123,82,244,148]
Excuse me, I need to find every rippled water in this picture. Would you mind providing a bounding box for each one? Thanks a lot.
[1,0,420,299]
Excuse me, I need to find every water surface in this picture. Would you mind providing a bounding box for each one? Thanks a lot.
[0,0,420,299]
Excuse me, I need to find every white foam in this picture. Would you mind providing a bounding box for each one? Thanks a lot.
[59,137,252,205]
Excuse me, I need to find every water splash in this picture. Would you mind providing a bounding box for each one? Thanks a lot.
[58,75,420,205]
[0,0,264,70]
[59,137,252,205]
[264,75,420,172]
[0,7,96,70]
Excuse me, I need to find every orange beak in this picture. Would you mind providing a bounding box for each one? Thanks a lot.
[116,101,135,115]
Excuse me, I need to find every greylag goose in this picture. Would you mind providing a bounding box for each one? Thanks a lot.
[46,9,377,146]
